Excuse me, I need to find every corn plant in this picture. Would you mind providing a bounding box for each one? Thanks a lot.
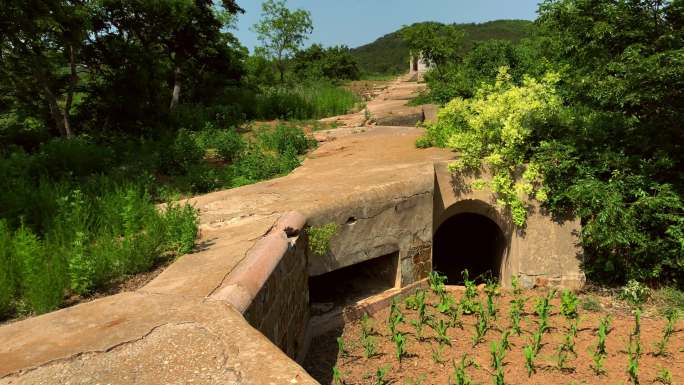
[432,318,451,346]
[410,318,425,342]
[438,291,457,314]
[472,303,489,346]
[393,331,406,362]
[451,355,476,385]
[560,289,579,320]
[591,349,605,375]
[461,269,478,314]
[530,329,543,354]
[362,335,378,358]
[405,289,420,310]
[337,337,347,357]
[509,276,527,335]
[429,271,447,296]
[523,344,536,377]
[558,318,578,369]
[490,340,505,370]
[484,277,499,320]
[431,343,446,364]
[655,367,673,385]
[375,365,390,385]
[627,334,640,385]
[501,329,512,351]
[654,310,679,356]
[332,366,344,385]
[388,299,404,340]
[534,289,556,334]
[448,303,464,329]
[596,315,611,356]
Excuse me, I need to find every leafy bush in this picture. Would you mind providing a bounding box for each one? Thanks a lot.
[193,125,245,162]
[423,68,561,226]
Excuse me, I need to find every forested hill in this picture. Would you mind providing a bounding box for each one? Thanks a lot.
[351,20,534,75]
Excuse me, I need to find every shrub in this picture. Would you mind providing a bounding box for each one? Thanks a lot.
[193,125,245,162]
[14,224,67,314]
[0,220,16,317]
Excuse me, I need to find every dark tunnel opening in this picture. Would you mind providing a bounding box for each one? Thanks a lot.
[432,212,506,285]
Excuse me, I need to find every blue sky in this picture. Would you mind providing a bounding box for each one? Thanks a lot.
[234,0,541,52]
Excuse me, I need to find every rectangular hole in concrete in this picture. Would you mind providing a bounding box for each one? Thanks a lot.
[308,251,398,314]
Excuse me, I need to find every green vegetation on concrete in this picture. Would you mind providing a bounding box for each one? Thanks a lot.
[307,223,340,256]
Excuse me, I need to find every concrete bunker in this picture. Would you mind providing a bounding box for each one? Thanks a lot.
[433,212,506,284]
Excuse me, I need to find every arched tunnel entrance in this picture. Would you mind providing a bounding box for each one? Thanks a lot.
[433,212,507,284]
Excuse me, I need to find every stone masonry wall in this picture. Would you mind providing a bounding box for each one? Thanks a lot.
[244,232,309,360]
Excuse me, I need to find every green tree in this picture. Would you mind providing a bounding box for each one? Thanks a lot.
[401,22,464,73]
[293,44,360,81]
[252,0,313,82]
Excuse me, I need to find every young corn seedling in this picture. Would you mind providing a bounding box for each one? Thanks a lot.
[433,318,451,346]
[560,289,579,320]
[484,277,500,320]
[591,316,610,375]
[393,331,406,363]
[531,329,543,354]
[429,271,447,296]
[410,290,429,342]
[472,303,489,346]
[448,303,464,329]
[451,355,476,385]
[387,299,404,340]
[654,310,679,356]
[431,343,446,364]
[460,269,478,315]
[534,289,556,334]
[655,367,673,385]
[375,365,390,385]
[337,337,347,357]
[596,315,611,356]
[591,348,606,375]
[627,334,640,385]
[438,291,457,314]
[501,329,512,351]
[362,335,378,358]
[332,366,344,385]
[490,340,506,370]
[509,276,527,335]
[523,344,536,377]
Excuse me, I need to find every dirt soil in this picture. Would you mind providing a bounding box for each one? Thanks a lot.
[304,287,684,385]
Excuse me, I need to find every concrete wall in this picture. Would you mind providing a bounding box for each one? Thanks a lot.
[244,231,309,359]
[305,181,435,290]
[433,162,585,289]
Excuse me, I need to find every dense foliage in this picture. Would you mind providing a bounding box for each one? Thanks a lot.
[0,0,349,320]
[350,20,534,76]
[421,0,684,286]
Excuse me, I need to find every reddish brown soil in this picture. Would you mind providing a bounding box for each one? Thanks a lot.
[304,287,684,385]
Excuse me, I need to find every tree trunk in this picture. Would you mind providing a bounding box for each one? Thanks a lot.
[169,66,182,111]
[63,44,77,138]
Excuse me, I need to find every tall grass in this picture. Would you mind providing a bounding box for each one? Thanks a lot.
[0,122,316,320]
[255,81,361,120]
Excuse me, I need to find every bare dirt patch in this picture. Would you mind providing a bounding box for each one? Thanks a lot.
[304,287,684,385]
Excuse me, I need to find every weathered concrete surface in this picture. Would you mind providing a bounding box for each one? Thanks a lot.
[0,75,454,384]
[0,293,316,385]
[320,74,437,128]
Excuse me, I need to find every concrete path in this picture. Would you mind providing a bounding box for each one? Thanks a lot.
[0,75,452,385]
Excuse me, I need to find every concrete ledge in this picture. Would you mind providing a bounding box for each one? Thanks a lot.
[210,211,307,313]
